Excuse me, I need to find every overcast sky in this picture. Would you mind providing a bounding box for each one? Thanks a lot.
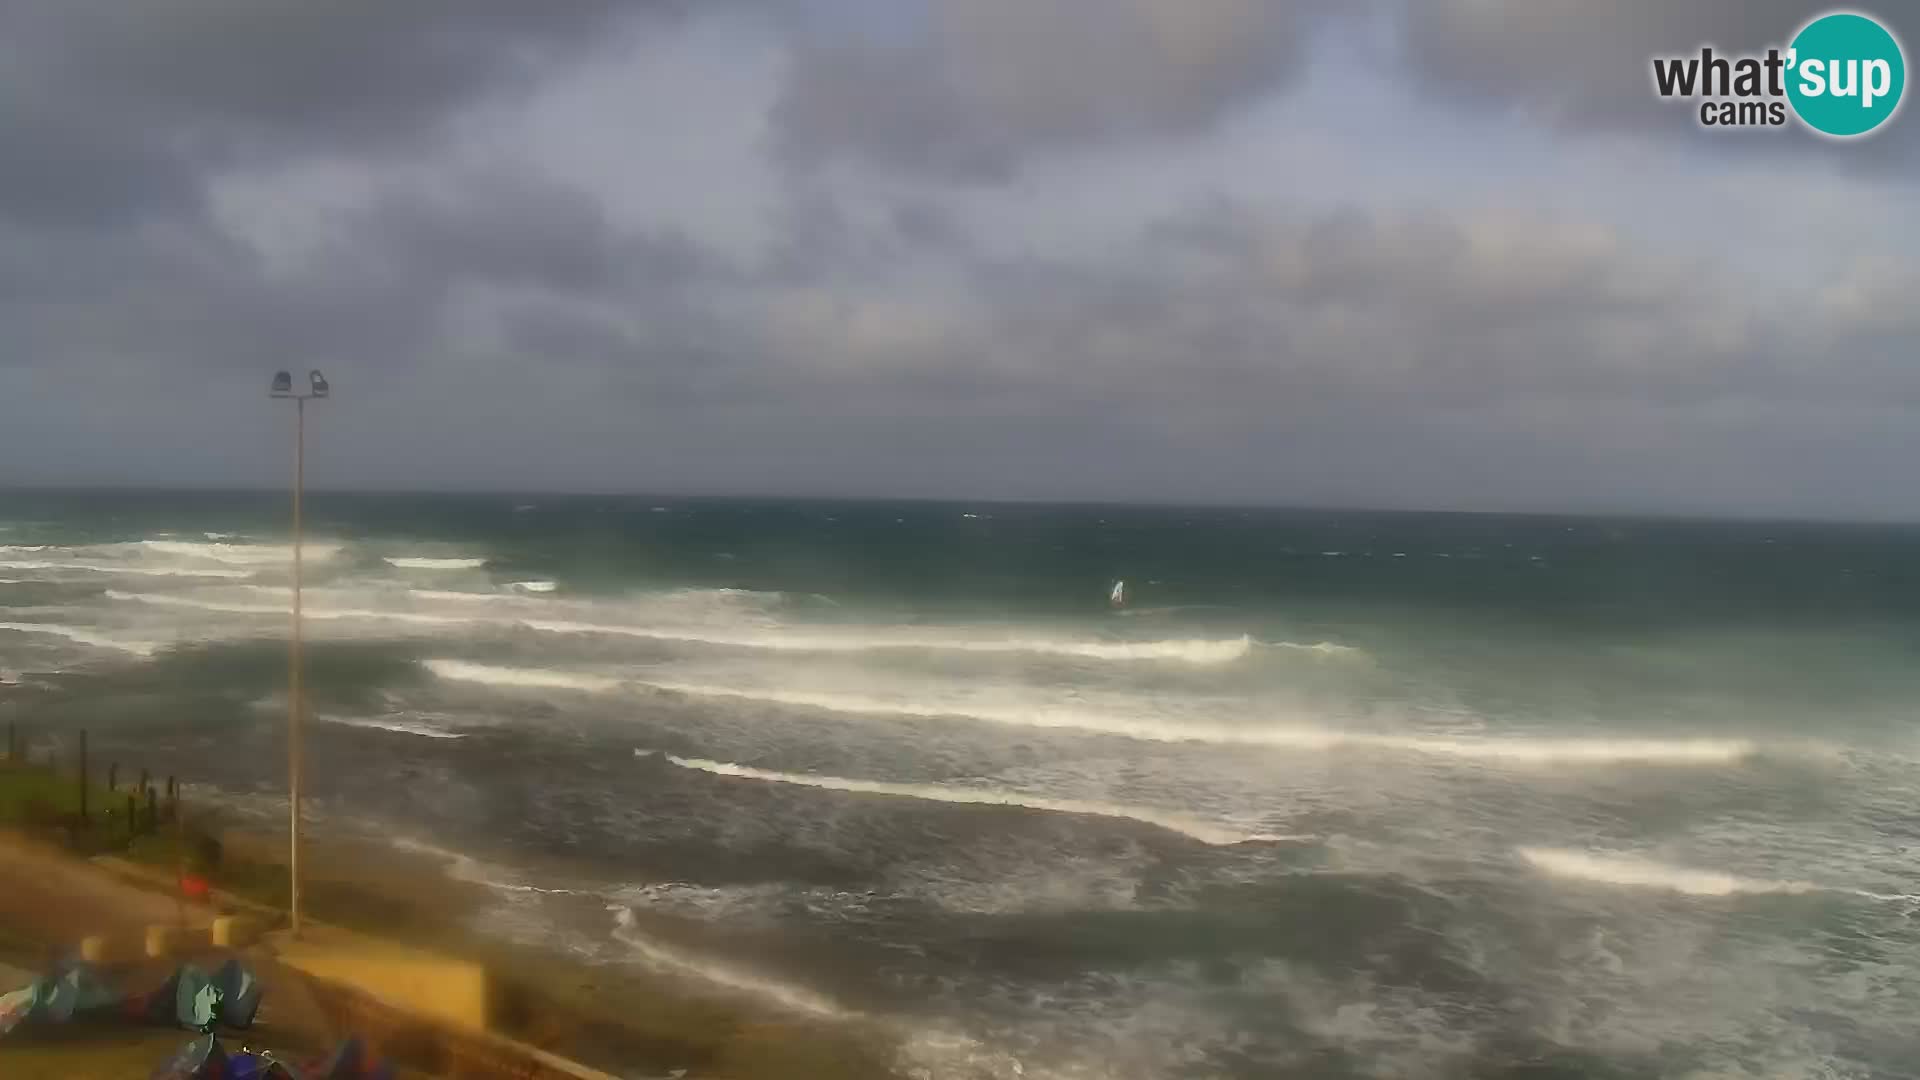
[2,1,1917,518]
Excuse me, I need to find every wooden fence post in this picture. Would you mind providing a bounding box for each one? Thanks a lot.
[126,794,137,839]
[108,763,118,792]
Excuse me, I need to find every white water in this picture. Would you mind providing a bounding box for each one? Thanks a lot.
[663,755,1279,845]
[521,618,1255,664]
[385,557,488,570]
[410,589,523,604]
[320,714,468,739]
[104,590,1252,664]
[608,906,853,1019]
[1520,847,1810,898]
[139,539,341,564]
[0,621,157,656]
[631,672,1757,765]
[388,838,586,895]
[425,658,621,693]
[418,658,1762,767]
[0,559,252,579]
[655,678,1756,763]
[1520,847,1920,905]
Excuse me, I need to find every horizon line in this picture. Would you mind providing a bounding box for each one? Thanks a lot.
[1,483,1916,529]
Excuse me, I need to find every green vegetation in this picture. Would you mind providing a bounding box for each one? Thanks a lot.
[0,758,157,855]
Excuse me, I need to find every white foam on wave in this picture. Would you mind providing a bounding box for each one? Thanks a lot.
[0,559,252,579]
[411,589,521,604]
[639,679,1754,765]
[523,618,1254,664]
[424,658,620,692]
[663,755,1278,845]
[1271,640,1362,656]
[108,591,472,627]
[1516,847,1920,903]
[321,714,467,739]
[140,539,340,564]
[608,906,853,1018]
[419,659,1760,767]
[0,621,157,656]
[104,590,1247,664]
[388,838,584,895]
[385,557,487,570]
[510,580,557,592]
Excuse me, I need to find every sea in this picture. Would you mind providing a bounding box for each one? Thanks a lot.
[1,490,1917,1079]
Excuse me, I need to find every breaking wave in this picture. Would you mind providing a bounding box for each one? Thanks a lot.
[424,658,619,692]
[519,619,1254,664]
[608,906,852,1019]
[637,679,1753,765]
[410,589,522,604]
[421,660,1758,766]
[0,621,157,657]
[107,591,469,626]
[0,560,251,579]
[388,838,584,895]
[662,755,1281,845]
[139,539,341,564]
[385,557,488,570]
[105,591,1248,664]
[1517,847,1918,903]
[320,714,467,739]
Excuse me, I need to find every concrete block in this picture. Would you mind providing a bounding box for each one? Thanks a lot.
[145,925,181,958]
[80,935,120,965]
[211,915,259,948]
[275,927,490,1030]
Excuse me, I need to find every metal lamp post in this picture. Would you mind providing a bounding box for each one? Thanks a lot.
[270,369,328,936]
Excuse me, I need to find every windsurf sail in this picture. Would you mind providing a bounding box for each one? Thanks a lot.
[1109,580,1126,607]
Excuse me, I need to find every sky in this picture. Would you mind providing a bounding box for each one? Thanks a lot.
[2,1,1919,519]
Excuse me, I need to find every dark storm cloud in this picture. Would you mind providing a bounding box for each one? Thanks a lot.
[773,0,1343,181]
[1,0,1918,515]
[0,169,697,387]
[0,1,659,225]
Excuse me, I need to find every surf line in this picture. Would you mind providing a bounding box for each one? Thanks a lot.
[658,754,1287,845]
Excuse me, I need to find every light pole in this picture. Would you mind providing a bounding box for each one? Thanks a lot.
[270,369,328,937]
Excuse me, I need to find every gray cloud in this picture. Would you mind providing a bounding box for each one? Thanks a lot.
[1,1,1918,517]
[774,0,1340,181]
[0,1,663,225]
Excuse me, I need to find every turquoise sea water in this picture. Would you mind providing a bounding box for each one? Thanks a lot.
[1,491,1917,1078]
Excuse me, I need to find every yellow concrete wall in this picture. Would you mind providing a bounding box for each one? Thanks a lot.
[273,928,489,1030]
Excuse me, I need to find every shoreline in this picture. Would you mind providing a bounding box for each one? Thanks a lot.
[0,751,904,1079]
[165,822,906,1079]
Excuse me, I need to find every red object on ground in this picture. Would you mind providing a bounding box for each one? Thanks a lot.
[180,874,211,901]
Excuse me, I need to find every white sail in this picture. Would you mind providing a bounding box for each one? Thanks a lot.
[1109,580,1126,607]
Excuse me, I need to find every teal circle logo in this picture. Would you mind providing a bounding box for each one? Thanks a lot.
[1787,12,1906,137]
